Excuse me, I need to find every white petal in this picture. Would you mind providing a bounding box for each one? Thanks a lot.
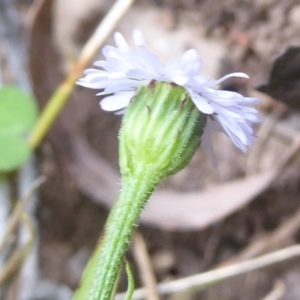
[214,72,249,86]
[98,80,145,95]
[127,69,156,80]
[114,32,129,50]
[83,68,106,75]
[102,46,125,60]
[236,97,260,105]
[114,108,126,115]
[172,75,189,86]
[100,91,134,111]
[136,46,163,74]
[205,89,244,100]
[188,90,214,114]
[181,49,198,64]
[217,115,248,148]
[77,79,108,89]
[133,29,146,46]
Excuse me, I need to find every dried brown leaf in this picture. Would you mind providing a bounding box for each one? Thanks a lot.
[142,170,276,230]
[257,46,300,111]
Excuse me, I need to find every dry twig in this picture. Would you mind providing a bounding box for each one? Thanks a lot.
[0,176,45,255]
[0,213,35,286]
[133,232,160,300]
[261,281,285,300]
[225,208,300,264]
[116,245,300,300]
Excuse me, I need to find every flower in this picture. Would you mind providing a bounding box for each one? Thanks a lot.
[78,30,260,154]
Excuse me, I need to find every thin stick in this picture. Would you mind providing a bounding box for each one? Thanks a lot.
[261,281,285,300]
[0,176,45,255]
[28,0,136,149]
[116,245,300,299]
[223,135,300,264]
[0,212,35,287]
[227,209,300,263]
[133,232,160,300]
[79,0,136,65]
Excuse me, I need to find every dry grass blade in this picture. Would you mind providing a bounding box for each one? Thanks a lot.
[261,281,285,300]
[0,212,35,286]
[132,232,159,300]
[79,0,136,64]
[217,136,300,264]
[273,135,300,177]
[116,245,300,300]
[224,208,300,264]
[0,176,45,255]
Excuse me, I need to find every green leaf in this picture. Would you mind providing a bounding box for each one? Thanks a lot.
[0,86,38,135]
[0,136,31,171]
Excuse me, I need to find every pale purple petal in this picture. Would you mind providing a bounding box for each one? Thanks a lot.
[100,91,134,111]
[181,49,198,64]
[214,72,249,86]
[114,108,126,115]
[77,29,260,159]
[188,89,214,114]
[114,32,129,50]
[133,29,146,46]
[172,75,189,86]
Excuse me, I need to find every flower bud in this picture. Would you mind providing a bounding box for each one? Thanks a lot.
[119,81,206,180]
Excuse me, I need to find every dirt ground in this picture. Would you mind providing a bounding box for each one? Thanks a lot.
[3,0,300,299]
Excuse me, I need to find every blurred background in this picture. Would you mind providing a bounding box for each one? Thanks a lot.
[1,0,300,299]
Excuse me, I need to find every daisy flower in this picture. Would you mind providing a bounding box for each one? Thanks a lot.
[78,30,260,154]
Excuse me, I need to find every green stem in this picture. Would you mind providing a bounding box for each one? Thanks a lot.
[28,72,78,150]
[73,167,159,300]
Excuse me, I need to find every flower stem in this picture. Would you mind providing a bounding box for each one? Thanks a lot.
[73,166,159,300]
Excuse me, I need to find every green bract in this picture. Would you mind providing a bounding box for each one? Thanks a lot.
[0,86,37,171]
[119,81,206,180]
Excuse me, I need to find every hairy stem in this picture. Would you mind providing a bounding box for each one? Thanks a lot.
[73,167,159,300]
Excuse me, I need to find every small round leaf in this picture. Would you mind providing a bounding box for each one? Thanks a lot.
[0,136,31,171]
[0,86,38,135]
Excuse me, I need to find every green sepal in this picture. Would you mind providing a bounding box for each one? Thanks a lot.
[119,81,206,180]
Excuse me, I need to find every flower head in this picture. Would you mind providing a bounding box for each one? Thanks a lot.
[78,30,260,154]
